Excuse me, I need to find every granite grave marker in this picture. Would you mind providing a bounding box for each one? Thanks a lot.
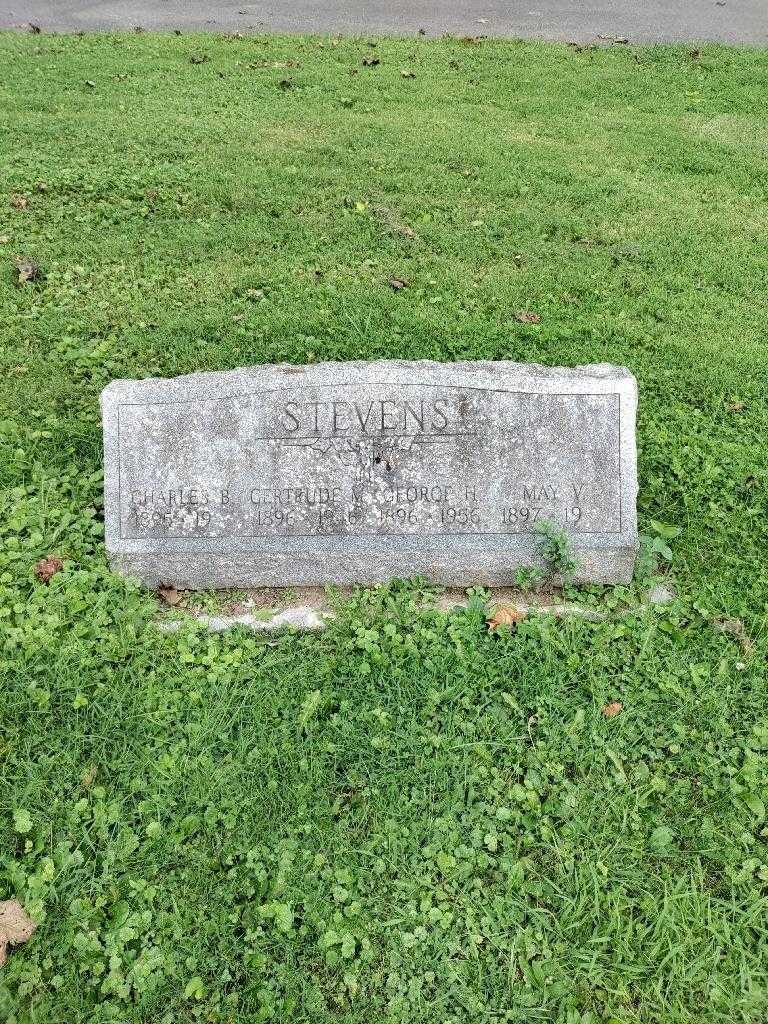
[101,360,638,587]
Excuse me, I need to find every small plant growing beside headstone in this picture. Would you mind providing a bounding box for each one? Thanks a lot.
[535,519,580,584]
[514,564,546,592]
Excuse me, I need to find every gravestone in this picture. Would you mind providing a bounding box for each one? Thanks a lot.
[101,360,638,588]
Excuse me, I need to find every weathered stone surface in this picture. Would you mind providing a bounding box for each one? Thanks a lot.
[101,360,638,588]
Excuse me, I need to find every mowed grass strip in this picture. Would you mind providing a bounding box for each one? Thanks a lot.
[0,31,767,1023]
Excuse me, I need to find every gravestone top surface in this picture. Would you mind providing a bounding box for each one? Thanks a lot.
[101,360,638,588]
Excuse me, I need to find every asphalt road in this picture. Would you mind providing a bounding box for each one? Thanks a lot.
[1,1,766,44]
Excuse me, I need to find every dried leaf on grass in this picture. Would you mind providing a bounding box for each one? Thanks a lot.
[0,901,36,968]
[488,605,527,631]
[15,259,42,285]
[712,617,754,656]
[514,310,541,324]
[34,556,63,582]
[10,194,27,209]
[372,205,417,240]
[602,701,624,718]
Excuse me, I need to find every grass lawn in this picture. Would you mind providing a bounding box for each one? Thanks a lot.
[1,29,767,1023]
